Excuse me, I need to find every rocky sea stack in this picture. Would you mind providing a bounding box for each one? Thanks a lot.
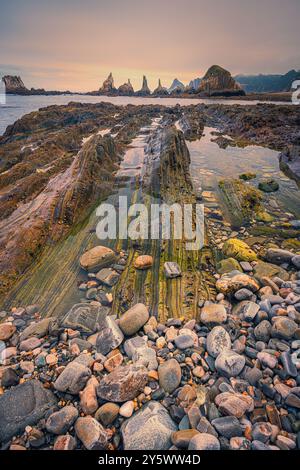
[99,73,117,95]
[118,79,134,96]
[135,75,151,96]
[199,65,245,97]
[153,79,169,97]
[2,75,29,94]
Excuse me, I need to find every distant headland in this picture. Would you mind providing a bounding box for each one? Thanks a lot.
[1,65,299,98]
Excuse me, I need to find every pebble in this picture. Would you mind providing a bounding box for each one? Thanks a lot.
[206,326,231,358]
[188,433,220,450]
[46,406,78,435]
[119,401,135,418]
[158,359,181,393]
[215,350,246,377]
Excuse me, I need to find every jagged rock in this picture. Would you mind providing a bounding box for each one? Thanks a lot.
[199,65,244,96]
[75,416,109,450]
[96,316,124,355]
[80,246,117,272]
[98,73,117,95]
[97,365,148,402]
[153,79,169,96]
[121,401,177,450]
[136,76,151,96]
[2,75,29,94]
[168,78,185,94]
[56,303,109,334]
[118,79,134,96]
[132,347,158,370]
[279,145,300,187]
[119,303,149,336]
[0,380,57,442]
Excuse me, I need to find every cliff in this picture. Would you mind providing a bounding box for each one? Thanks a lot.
[2,75,29,94]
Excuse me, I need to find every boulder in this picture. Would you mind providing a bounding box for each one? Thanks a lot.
[119,303,149,336]
[121,401,177,450]
[0,380,57,442]
[97,365,148,402]
[79,246,116,272]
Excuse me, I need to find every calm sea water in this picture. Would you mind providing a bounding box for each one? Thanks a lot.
[0,94,291,136]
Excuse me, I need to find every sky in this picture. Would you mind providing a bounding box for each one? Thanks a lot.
[0,0,299,92]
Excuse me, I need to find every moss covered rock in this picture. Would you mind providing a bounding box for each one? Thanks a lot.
[222,239,257,262]
[217,258,242,274]
[253,260,289,282]
[258,179,279,193]
[239,173,256,181]
[256,211,274,223]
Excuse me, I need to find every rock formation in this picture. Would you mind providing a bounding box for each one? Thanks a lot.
[135,76,151,96]
[2,75,29,94]
[199,65,245,97]
[168,78,185,94]
[152,79,169,96]
[99,73,117,95]
[279,144,300,187]
[118,79,134,96]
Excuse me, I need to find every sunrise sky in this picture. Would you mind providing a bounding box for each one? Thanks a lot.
[0,0,299,92]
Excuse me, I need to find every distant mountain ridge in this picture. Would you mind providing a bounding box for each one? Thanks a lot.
[235,70,300,93]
